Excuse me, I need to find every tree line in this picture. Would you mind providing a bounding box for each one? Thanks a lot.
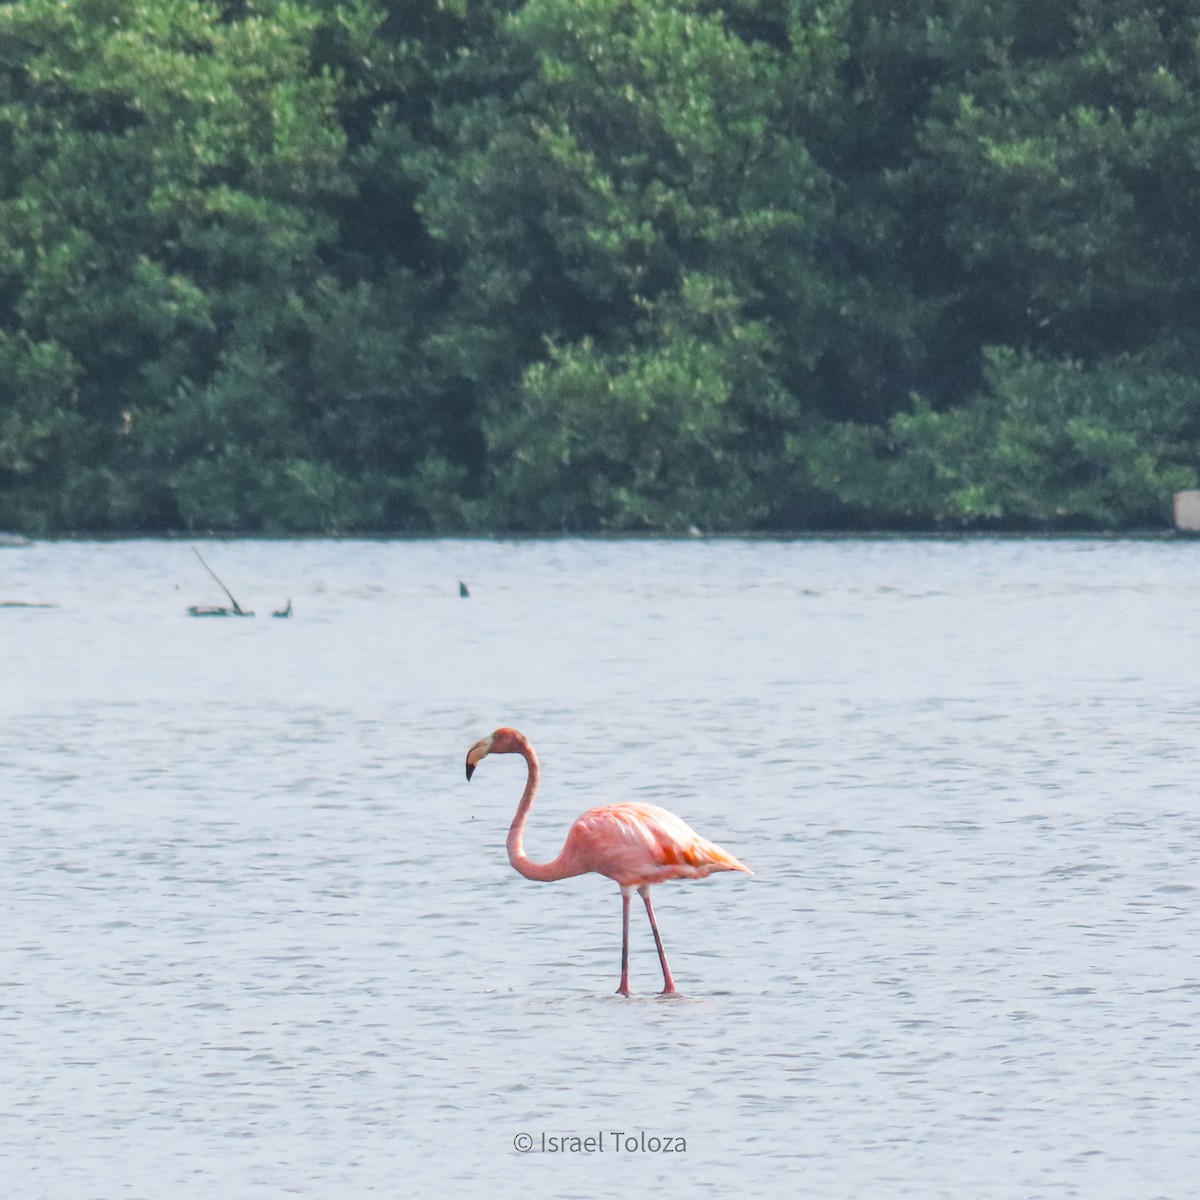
[2,0,1199,534]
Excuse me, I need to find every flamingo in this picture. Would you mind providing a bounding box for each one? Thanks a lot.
[464,727,751,996]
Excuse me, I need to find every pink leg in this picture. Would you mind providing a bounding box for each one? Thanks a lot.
[617,887,632,996]
[639,885,676,995]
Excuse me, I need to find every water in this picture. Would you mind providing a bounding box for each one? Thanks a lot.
[2,537,1198,1199]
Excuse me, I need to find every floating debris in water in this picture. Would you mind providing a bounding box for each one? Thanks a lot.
[459,581,470,598]
[187,547,253,617]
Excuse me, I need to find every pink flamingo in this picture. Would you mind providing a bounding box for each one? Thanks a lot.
[465,727,751,996]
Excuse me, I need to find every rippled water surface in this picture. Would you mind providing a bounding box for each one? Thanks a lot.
[3,537,1199,1198]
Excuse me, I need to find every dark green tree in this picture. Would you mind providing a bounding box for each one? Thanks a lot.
[0,0,358,529]
[409,0,855,528]
[4,0,1200,533]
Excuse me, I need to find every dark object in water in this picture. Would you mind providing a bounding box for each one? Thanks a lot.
[1,600,55,608]
[188,547,254,616]
[187,605,253,618]
[273,599,293,618]
[459,581,470,598]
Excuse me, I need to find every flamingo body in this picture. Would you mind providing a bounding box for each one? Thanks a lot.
[465,727,750,995]
[558,802,749,888]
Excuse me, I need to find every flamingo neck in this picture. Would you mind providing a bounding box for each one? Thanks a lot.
[505,738,573,883]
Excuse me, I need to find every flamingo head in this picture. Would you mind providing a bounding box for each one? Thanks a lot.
[465,727,524,780]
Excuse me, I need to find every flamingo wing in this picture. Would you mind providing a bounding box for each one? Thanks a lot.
[564,802,751,887]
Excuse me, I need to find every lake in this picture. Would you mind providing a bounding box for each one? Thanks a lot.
[3,536,1198,1198]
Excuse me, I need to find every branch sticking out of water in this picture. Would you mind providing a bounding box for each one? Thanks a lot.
[189,547,253,617]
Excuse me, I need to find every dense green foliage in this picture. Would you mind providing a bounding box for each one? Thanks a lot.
[2,0,1199,532]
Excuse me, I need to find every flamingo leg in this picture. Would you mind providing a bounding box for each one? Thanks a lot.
[617,887,633,996]
[639,885,677,995]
